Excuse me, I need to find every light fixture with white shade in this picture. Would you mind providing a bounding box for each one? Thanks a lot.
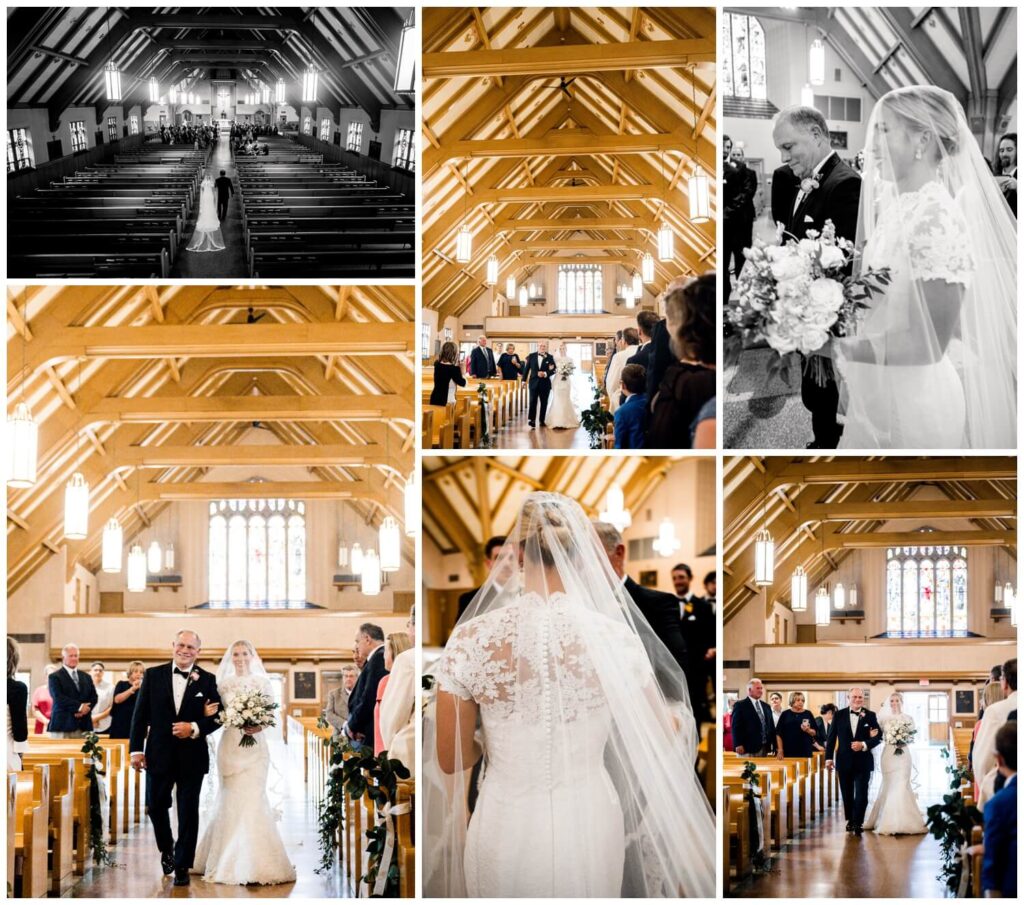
[101,519,123,573]
[688,167,711,223]
[337,540,349,569]
[599,484,632,533]
[64,472,90,540]
[350,542,364,575]
[657,222,674,261]
[404,471,417,537]
[1004,582,1015,610]
[815,587,831,626]
[505,275,516,299]
[791,565,808,611]
[164,544,175,571]
[361,549,381,595]
[652,518,681,557]
[848,584,857,607]
[623,285,635,308]
[149,78,159,103]
[455,225,472,263]
[302,67,319,103]
[379,517,401,573]
[169,86,178,104]
[809,38,826,86]
[127,544,147,592]
[7,402,38,489]
[754,526,774,586]
[104,60,122,101]
[276,79,285,104]
[518,285,528,306]
[485,255,498,286]
[801,83,815,107]
[833,582,845,610]
[261,83,270,104]
[147,540,162,574]
[394,10,416,94]
[641,252,655,283]
[632,271,643,298]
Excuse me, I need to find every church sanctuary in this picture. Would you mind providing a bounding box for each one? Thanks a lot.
[722,456,1017,899]
[6,286,416,898]
[420,6,716,450]
[6,7,416,280]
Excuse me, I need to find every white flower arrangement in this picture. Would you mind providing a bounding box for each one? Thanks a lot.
[218,681,279,748]
[883,714,916,756]
[557,360,575,381]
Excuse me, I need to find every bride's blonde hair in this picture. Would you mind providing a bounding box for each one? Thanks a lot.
[878,86,961,160]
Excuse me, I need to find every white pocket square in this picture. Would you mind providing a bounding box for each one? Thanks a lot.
[804,215,814,223]
[194,691,204,697]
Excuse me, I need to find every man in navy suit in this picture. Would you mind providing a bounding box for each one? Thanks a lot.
[467,336,496,378]
[48,643,97,738]
[981,721,1017,897]
[731,678,774,757]
[825,687,882,834]
[344,623,389,747]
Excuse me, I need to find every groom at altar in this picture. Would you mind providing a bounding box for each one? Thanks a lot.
[825,687,881,835]
[771,105,861,449]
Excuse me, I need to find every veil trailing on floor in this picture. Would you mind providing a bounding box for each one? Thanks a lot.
[186,175,226,252]
[835,85,1016,448]
[422,492,715,897]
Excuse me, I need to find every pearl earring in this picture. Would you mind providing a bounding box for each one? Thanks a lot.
[914,148,923,160]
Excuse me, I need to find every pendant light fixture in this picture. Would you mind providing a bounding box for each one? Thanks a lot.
[7,295,37,489]
[801,83,815,107]
[815,586,831,626]
[791,564,808,611]
[599,483,632,533]
[809,38,826,86]
[404,470,418,537]
[753,466,773,586]
[833,581,846,610]
[302,67,319,104]
[641,252,655,284]
[350,542,364,576]
[169,85,178,104]
[632,271,643,299]
[379,517,401,573]
[456,224,472,263]
[149,78,159,103]
[261,82,270,105]
[687,69,711,224]
[394,9,416,94]
[361,548,381,595]
[652,518,681,557]
[505,274,516,299]
[127,543,146,592]
[103,9,121,103]
[337,504,349,569]
[147,539,162,574]
[485,255,499,286]
[276,79,285,105]
[64,359,89,540]
[657,222,674,261]
[164,543,175,571]
[101,518,123,573]
[518,285,528,306]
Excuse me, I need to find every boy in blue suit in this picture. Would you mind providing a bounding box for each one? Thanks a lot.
[614,364,647,449]
[982,721,1017,897]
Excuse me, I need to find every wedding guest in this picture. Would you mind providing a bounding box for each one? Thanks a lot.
[993,132,1017,216]
[723,696,735,752]
[776,692,821,758]
[90,661,114,735]
[429,341,466,406]
[374,631,412,755]
[613,364,647,449]
[344,624,387,749]
[703,572,716,607]
[628,311,660,377]
[768,691,784,729]
[323,666,358,741]
[380,608,416,774]
[31,664,58,734]
[606,328,639,413]
[467,335,496,378]
[7,638,29,771]
[732,678,774,756]
[48,643,96,738]
[602,333,621,390]
[816,703,837,746]
[976,658,1018,804]
[497,344,523,380]
[108,660,145,739]
[458,536,506,618]
[727,146,758,268]
[981,721,1017,897]
[674,563,714,723]
[646,275,716,448]
[691,396,716,449]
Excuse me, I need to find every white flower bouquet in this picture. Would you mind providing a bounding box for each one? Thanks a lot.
[218,682,279,748]
[557,360,575,381]
[883,715,916,756]
[725,220,891,386]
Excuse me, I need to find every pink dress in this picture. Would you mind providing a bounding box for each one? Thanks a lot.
[374,675,390,756]
[31,684,52,735]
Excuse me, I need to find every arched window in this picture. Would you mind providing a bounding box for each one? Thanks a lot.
[557,264,603,313]
[722,13,767,100]
[208,499,306,608]
[885,545,968,637]
[303,116,312,136]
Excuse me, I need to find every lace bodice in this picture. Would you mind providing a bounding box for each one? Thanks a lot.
[863,180,974,286]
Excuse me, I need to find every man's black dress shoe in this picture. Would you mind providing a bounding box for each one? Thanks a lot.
[173,869,190,886]
[161,852,175,875]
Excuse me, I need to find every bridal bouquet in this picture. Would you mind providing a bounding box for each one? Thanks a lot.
[725,220,891,386]
[557,361,575,382]
[884,715,916,756]
[218,683,279,748]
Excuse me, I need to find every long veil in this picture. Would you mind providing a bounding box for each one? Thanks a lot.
[836,84,1016,448]
[187,175,226,252]
[422,492,715,897]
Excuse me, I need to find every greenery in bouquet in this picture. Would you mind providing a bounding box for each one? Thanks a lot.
[724,220,891,387]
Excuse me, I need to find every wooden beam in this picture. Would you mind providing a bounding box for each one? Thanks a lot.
[439,130,687,163]
[475,185,661,205]
[507,239,641,251]
[823,529,1013,550]
[770,458,1016,487]
[136,481,389,502]
[43,365,76,410]
[6,298,33,340]
[423,38,715,78]
[113,444,409,469]
[510,254,637,267]
[803,498,1016,522]
[497,216,654,232]
[144,286,165,323]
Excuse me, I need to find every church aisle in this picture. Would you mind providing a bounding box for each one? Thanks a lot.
[171,132,248,278]
[494,419,593,450]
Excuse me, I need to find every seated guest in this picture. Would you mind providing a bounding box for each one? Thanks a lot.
[647,274,716,449]
[374,631,412,756]
[31,664,57,735]
[429,341,466,406]
[981,721,1016,898]
[108,660,145,739]
[497,344,523,380]
[613,364,648,449]
[380,608,417,774]
[775,692,821,758]
[7,637,28,771]
[48,643,97,739]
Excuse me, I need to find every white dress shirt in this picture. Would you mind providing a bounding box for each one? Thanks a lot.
[606,347,637,413]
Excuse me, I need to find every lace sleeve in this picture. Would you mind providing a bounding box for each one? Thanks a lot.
[905,190,975,286]
[433,619,488,702]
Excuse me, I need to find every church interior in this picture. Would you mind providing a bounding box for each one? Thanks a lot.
[420,6,716,450]
[6,285,416,897]
[6,7,416,279]
[723,455,1017,898]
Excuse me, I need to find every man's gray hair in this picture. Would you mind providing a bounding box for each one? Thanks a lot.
[747,677,763,690]
[175,629,202,647]
[341,665,358,675]
[776,104,829,139]
[590,519,623,554]
[61,642,79,656]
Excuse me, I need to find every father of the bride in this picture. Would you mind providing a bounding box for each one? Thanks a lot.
[825,686,881,835]
[521,342,557,429]
[772,105,861,449]
[214,170,233,221]
[130,629,222,886]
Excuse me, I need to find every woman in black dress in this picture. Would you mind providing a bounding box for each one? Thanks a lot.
[108,660,145,739]
[429,341,467,406]
[775,691,823,759]
[7,637,29,770]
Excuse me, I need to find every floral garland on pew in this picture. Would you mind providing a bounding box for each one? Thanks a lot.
[314,717,348,875]
[476,383,492,448]
[740,761,771,873]
[80,733,117,867]
[924,747,982,894]
[580,385,613,449]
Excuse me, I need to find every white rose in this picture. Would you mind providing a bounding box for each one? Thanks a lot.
[764,323,798,355]
[771,253,807,283]
[797,325,830,353]
[807,277,845,316]
[764,244,787,262]
[798,238,818,256]
[819,244,846,269]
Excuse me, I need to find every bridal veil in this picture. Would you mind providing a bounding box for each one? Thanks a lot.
[422,492,715,897]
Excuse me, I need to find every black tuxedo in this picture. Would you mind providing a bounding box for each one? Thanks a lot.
[346,646,388,743]
[496,352,523,380]
[213,174,233,220]
[731,695,774,756]
[826,706,881,827]
[48,667,98,734]
[623,577,688,684]
[678,594,715,722]
[129,663,221,871]
[468,345,496,378]
[775,154,861,448]
[521,352,557,425]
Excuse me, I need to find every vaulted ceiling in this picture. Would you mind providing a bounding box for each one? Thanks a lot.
[724,456,1018,625]
[422,6,717,321]
[6,285,415,594]
[7,6,414,131]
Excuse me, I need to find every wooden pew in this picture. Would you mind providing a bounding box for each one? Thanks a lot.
[723,756,790,850]
[8,773,17,893]
[395,780,415,899]
[13,765,50,897]
[723,770,773,857]
[723,785,750,890]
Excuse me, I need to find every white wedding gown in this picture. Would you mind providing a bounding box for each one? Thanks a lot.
[546,356,580,429]
[863,715,926,835]
[186,178,226,252]
[193,677,295,885]
[837,181,971,448]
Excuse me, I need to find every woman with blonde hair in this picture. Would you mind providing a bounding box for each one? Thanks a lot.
[374,631,412,755]
[108,660,146,739]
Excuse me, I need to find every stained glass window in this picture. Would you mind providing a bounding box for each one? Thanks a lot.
[886,546,968,637]
[70,120,87,153]
[557,264,603,313]
[319,117,331,141]
[392,128,415,170]
[6,128,33,173]
[346,121,364,152]
[722,14,767,100]
[208,499,305,608]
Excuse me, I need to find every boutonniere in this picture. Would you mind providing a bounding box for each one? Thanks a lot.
[188,670,200,684]
[684,603,694,614]
[800,176,820,194]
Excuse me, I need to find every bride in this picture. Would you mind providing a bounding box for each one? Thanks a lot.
[864,692,926,835]
[835,85,1016,449]
[186,171,226,253]
[546,341,581,430]
[423,493,715,897]
[193,641,295,885]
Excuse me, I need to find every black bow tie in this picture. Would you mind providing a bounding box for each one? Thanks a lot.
[851,709,863,716]
[174,668,192,679]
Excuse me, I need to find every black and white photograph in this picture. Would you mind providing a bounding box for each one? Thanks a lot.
[721,7,1017,450]
[6,7,416,278]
